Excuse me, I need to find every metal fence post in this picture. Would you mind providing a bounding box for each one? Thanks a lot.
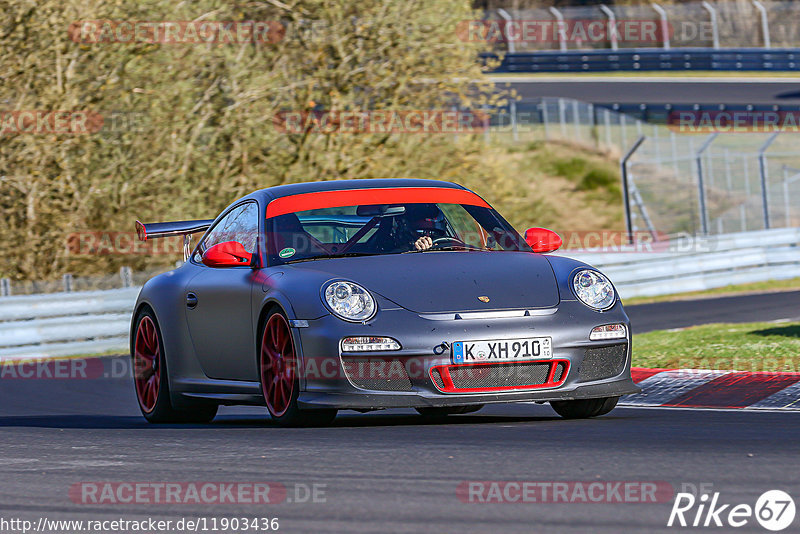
[651,3,670,50]
[621,136,647,243]
[701,1,720,49]
[620,114,628,149]
[757,132,779,229]
[604,109,612,147]
[548,7,567,51]
[696,133,718,235]
[687,137,698,229]
[497,9,516,54]
[120,266,133,288]
[752,0,771,49]
[783,166,791,227]
[541,101,550,139]
[558,98,567,138]
[63,273,73,293]
[572,99,580,140]
[509,101,518,142]
[599,5,619,50]
[705,148,715,187]
[0,278,10,297]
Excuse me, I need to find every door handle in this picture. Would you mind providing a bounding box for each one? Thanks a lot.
[186,292,198,309]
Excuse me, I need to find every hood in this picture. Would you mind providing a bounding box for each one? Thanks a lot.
[290,251,559,313]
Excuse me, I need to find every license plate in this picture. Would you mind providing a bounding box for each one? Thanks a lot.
[451,337,552,364]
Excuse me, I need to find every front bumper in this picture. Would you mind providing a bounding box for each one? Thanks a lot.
[298,378,640,410]
[293,299,640,411]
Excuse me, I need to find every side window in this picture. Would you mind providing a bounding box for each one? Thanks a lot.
[200,202,259,256]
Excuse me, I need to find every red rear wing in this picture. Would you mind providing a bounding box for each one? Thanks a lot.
[265,187,491,219]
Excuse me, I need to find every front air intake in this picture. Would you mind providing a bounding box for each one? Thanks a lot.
[340,356,413,391]
[579,343,628,382]
[429,359,569,393]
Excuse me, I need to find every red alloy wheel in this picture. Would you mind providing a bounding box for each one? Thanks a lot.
[133,316,161,413]
[261,314,297,418]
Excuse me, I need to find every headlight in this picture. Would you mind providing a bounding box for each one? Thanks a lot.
[323,281,376,322]
[572,270,616,310]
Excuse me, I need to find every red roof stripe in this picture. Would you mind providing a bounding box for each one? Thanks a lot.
[265,187,491,218]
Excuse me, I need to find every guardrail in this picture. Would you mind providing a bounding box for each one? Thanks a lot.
[0,288,138,361]
[1,228,798,360]
[566,228,800,298]
[486,48,800,73]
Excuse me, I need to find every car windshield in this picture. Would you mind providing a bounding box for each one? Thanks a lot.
[266,202,530,264]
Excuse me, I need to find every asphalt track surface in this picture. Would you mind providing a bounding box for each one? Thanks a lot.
[491,77,800,106]
[1,292,799,534]
[1,371,800,534]
[626,290,800,333]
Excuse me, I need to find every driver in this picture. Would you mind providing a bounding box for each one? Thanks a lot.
[393,203,447,252]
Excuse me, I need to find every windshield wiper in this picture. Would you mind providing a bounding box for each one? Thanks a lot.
[283,256,330,264]
[330,252,382,258]
[285,252,381,263]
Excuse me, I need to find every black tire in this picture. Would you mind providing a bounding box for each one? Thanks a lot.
[416,405,484,417]
[259,309,337,427]
[132,308,218,424]
[550,396,619,419]
[594,396,619,416]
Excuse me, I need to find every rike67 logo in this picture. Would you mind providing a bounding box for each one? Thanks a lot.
[668,490,795,531]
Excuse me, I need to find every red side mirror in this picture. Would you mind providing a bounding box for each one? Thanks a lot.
[201,241,252,267]
[524,228,562,253]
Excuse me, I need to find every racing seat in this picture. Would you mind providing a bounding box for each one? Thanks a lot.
[271,213,328,258]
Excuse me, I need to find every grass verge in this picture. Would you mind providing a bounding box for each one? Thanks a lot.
[633,321,800,372]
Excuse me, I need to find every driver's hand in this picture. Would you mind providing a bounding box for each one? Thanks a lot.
[414,236,433,251]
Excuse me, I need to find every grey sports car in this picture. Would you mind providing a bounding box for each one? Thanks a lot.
[131,178,639,426]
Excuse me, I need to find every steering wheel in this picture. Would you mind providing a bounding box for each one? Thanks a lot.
[429,237,479,250]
